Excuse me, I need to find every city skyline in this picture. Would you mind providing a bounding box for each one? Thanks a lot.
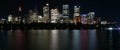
[0,0,120,23]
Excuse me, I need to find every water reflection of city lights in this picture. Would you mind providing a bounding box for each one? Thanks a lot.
[118,27,120,30]
[51,30,58,50]
[108,27,113,30]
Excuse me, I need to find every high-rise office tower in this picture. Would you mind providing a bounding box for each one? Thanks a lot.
[87,12,95,24]
[43,3,49,22]
[62,4,69,19]
[51,8,60,23]
[81,14,87,24]
[25,10,33,23]
[30,12,38,23]
[73,6,80,18]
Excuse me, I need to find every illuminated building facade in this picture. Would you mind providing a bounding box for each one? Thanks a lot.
[51,8,60,23]
[73,16,81,25]
[73,6,81,25]
[2,3,103,25]
[43,3,49,22]
[38,15,43,23]
[14,17,19,22]
[7,15,13,22]
[62,4,69,19]
[81,14,87,24]
[87,12,95,24]
[30,12,38,23]
[25,10,33,23]
[73,6,80,18]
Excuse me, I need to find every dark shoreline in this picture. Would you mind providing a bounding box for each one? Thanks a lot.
[0,23,116,30]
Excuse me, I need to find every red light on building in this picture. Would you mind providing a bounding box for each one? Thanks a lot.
[18,6,22,12]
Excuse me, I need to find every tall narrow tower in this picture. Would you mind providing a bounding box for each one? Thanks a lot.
[62,4,69,20]
[18,6,22,12]
[18,0,22,15]
[43,3,49,22]
[33,0,38,14]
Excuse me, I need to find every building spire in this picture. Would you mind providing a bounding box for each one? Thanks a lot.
[18,6,22,12]
[33,0,38,13]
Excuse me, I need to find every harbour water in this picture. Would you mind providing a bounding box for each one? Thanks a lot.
[0,29,120,50]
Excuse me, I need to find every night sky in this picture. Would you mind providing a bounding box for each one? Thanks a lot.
[0,0,120,22]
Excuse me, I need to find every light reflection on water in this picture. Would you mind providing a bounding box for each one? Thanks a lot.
[0,29,120,50]
[14,30,25,50]
[73,30,80,50]
[59,30,69,50]
[88,30,97,50]
[50,30,58,50]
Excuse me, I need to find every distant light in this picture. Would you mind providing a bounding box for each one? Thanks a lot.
[81,14,87,17]
[38,16,42,18]
[96,25,99,27]
[46,3,49,6]
[108,27,113,30]
[1,18,6,21]
[118,27,120,30]
[74,6,77,7]
[18,6,22,11]
[74,6,80,8]
[89,12,95,14]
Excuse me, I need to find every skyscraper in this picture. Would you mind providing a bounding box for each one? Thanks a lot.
[30,12,38,23]
[73,6,81,25]
[81,14,87,24]
[73,6,80,18]
[51,8,60,23]
[43,3,49,22]
[25,10,33,23]
[62,4,69,19]
[87,12,95,24]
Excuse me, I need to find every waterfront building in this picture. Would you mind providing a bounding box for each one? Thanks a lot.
[94,17,100,24]
[0,18,6,24]
[43,3,50,22]
[73,6,80,18]
[7,15,13,23]
[73,6,81,25]
[73,16,81,25]
[62,4,69,19]
[81,14,88,24]
[25,10,39,23]
[30,12,38,23]
[25,10,34,23]
[62,4,69,23]
[51,8,60,23]
[14,17,19,22]
[87,12,95,24]
[38,15,43,23]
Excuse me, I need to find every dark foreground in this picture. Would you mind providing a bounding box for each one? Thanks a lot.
[0,23,117,30]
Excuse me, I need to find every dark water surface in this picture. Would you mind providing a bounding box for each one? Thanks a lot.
[0,29,120,50]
